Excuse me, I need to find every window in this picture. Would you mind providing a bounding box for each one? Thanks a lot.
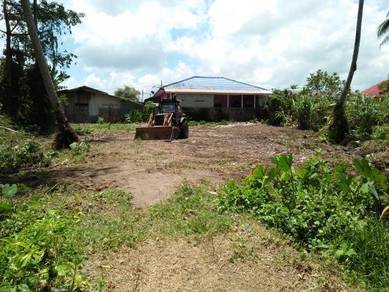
[230,95,241,108]
[243,95,255,108]
[161,103,175,113]
[214,95,227,108]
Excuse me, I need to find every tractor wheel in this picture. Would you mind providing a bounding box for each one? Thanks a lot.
[179,120,189,139]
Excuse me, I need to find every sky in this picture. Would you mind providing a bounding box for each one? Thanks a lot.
[58,0,389,98]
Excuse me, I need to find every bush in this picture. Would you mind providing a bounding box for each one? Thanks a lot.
[126,101,155,123]
[293,95,315,130]
[0,115,45,173]
[219,154,388,289]
[0,140,44,173]
[346,94,381,140]
[372,124,389,140]
[264,93,290,126]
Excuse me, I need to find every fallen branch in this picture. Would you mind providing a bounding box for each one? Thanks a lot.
[0,125,18,133]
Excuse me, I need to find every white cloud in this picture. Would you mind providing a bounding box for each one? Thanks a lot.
[61,0,389,95]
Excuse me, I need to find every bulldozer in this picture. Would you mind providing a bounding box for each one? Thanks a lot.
[135,94,189,140]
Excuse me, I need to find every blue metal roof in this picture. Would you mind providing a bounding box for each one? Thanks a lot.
[163,76,270,93]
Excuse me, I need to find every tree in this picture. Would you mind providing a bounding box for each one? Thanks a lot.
[114,85,140,102]
[21,0,78,148]
[303,69,343,99]
[377,11,389,47]
[329,0,364,143]
[0,0,83,132]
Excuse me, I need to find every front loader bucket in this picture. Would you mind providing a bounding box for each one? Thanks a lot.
[135,126,177,140]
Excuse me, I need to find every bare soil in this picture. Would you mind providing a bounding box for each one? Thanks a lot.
[85,223,350,292]
[48,123,353,207]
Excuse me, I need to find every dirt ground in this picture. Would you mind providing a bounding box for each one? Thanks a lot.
[44,123,356,291]
[48,123,353,207]
[85,223,350,292]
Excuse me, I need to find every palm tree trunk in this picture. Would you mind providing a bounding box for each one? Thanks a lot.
[329,0,364,143]
[20,0,78,148]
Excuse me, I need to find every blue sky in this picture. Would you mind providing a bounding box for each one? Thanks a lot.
[58,0,388,98]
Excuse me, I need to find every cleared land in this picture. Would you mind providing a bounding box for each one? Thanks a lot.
[18,122,363,291]
[46,123,354,207]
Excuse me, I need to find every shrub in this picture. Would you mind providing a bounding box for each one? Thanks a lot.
[126,101,155,123]
[0,115,45,173]
[264,94,289,126]
[0,140,44,173]
[372,124,389,140]
[346,94,381,140]
[218,154,388,289]
[293,95,315,130]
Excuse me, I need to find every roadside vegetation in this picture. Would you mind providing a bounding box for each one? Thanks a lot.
[1,181,353,290]
[262,70,389,143]
[219,154,388,289]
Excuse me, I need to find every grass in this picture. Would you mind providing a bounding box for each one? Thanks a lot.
[71,122,139,135]
[1,182,234,289]
[1,178,358,290]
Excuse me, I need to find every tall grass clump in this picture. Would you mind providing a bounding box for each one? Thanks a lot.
[218,154,388,289]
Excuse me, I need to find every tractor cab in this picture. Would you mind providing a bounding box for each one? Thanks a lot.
[134,91,189,140]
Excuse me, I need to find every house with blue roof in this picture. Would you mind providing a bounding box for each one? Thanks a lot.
[150,76,272,121]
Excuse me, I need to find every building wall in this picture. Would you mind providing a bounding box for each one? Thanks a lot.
[176,93,268,121]
[176,94,214,108]
[64,90,143,123]
[89,94,121,116]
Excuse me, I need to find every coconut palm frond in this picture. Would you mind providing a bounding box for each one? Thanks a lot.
[377,16,389,37]
[380,34,389,46]
[378,12,389,47]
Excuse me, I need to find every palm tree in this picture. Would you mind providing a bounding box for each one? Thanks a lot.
[329,0,364,143]
[378,11,389,46]
[20,0,79,148]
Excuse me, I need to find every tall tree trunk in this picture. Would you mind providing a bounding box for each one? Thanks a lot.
[2,0,18,121]
[329,0,364,143]
[20,0,78,148]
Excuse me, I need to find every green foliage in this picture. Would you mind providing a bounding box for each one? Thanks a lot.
[346,94,380,140]
[264,90,292,126]
[263,70,387,143]
[0,198,86,290]
[218,154,388,289]
[114,85,140,102]
[372,124,389,140]
[0,184,18,197]
[96,116,105,124]
[68,141,90,160]
[303,69,343,99]
[0,0,84,131]
[126,101,155,123]
[0,117,45,172]
[329,221,389,288]
[293,95,315,130]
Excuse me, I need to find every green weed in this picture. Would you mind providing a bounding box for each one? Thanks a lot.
[218,154,388,289]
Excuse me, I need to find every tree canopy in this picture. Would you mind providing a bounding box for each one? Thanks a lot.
[114,85,140,102]
[0,0,84,133]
